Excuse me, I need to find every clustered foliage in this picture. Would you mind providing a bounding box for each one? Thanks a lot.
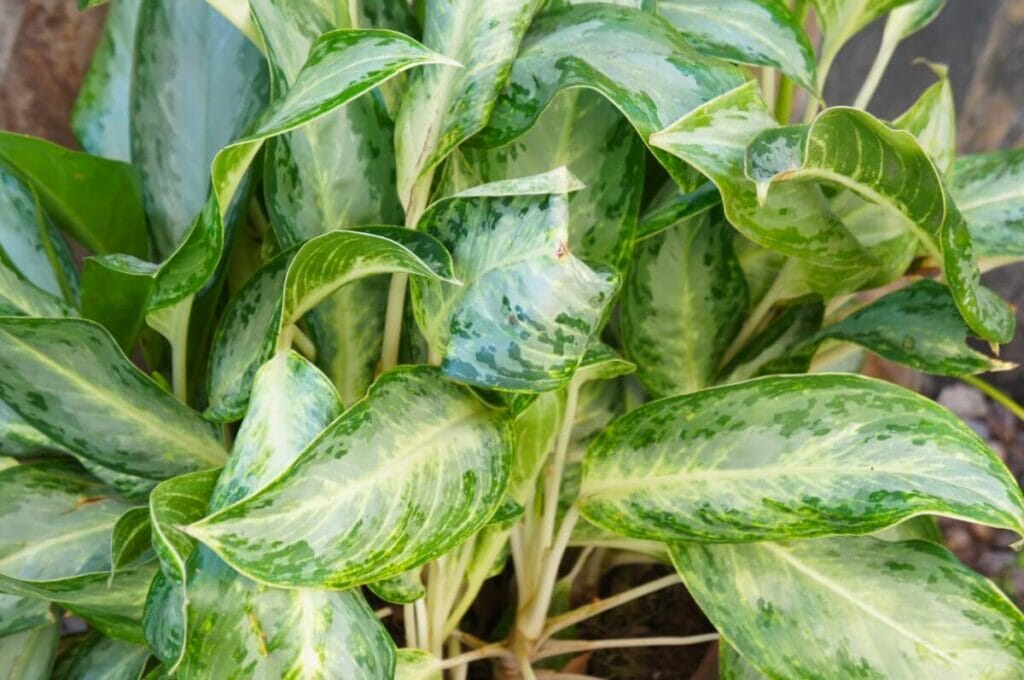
[1,0,1024,677]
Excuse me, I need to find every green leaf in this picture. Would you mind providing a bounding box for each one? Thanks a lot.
[0,401,66,458]
[206,227,455,422]
[54,634,150,680]
[746,106,1015,343]
[412,169,618,391]
[189,366,514,589]
[180,352,395,679]
[0,167,79,304]
[794,280,1013,376]
[0,461,134,582]
[110,507,153,578]
[671,536,1024,678]
[72,0,140,161]
[446,88,646,270]
[719,642,766,680]
[719,300,823,382]
[580,373,1024,543]
[893,63,955,176]
[369,570,427,605]
[952,148,1024,259]
[144,469,219,670]
[0,132,148,258]
[131,0,268,257]
[0,567,156,644]
[649,82,876,286]
[811,0,916,76]
[81,255,158,352]
[0,623,58,679]
[658,0,817,93]
[254,0,404,406]
[0,318,225,479]
[394,0,541,210]
[147,27,456,318]
[637,181,721,241]
[477,3,745,187]
[622,210,748,396]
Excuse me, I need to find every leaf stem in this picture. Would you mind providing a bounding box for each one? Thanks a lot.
[718,259,795,370]
[852,28,898,110]
[169,302,192,403]
[541,380,580,550]
[539,573,681,645]
[533,634,719,661]
[436,642,511,670]
[774,0,809,122]
[960,374,1024,423]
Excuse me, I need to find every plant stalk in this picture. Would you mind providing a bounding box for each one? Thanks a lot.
[960,374,1024,423]
[533,634,720,661]
[774,0,809,122]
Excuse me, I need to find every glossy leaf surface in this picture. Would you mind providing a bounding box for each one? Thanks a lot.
[953,148,1024,258]
[190,367,513,588]
[413,169,617,391]
[672,536,1024,678]
[0,318,225,479]
[478,4,745,187]
[580,374,1024,542]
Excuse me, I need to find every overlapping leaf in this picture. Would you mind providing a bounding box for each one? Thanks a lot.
[206,227,455,422]
[412,169,617,391]
[395,0,542,211]
[622,210,748,396]
[744,106,1014,343]
[672,536,1024,678]
[477,3,746,187]
[189,366,514,589]
[953,148,1024,259]
[580,374,1024,542]
[181,353,397,677]
[0,318,225,479]
[54,634,150,680]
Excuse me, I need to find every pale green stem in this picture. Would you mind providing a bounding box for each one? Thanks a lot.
[404,603,417,649]
[436,643,512,670]
[774,0,810,123]
[519,506,580,641]
[541,380,580,550]
[539,573,681,645]
[533,634,720,661]
[380,177,433,372]
[803,49,836,123]
[415,598,429,652]
[853,44,897,110]
[761,68,777,112]
[170,304,192,403]
[291,326,317,361]
[960,374,1024,423]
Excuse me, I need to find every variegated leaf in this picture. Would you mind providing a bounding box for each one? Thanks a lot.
[189,366,514,589]
[0,622,58,679]
[580,374,1024,543]
[181,353,394,678]
[394,0,541,211]
[0,167,78,304]
[54,634,150,680]
[253,0,408,407]
[477,3,745,187]
[622,210,748,397]
[206,227,454,422]
[148,27,456,319]
[0,132,148,258]
[72,0,140,162]
[446,89,645,270]
[746,106,1014,343]
[658,0,817,93]
[810,0,916,82]
[649,82,876,287]
[143,469,219,670]
[672,536,1024,678]
[0,318,225,479]
[952,147,1024,260]
[412,169,617,391]
[793,279,1013,376]
[110,507,153,577]
[131,0,267,257]
[719,301,824,382]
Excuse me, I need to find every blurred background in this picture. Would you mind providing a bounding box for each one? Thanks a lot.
[1,0,1022,607]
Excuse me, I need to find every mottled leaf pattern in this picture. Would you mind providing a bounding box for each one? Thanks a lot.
[581,374,1024,542]
[622,210,748,396]
[413,169,617,391]
[478,4,745,187]
[0,318,225,479]
[953,148,1024,259]
[672,536,1024,678]
[189,367,513,588]
[658,0,817,92]
[54,634,150,680]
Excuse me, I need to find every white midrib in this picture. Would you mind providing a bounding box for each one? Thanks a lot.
[764,542,967,670]
[0,521,112,571]
[0,328,225,466]
[957,189,1024,212]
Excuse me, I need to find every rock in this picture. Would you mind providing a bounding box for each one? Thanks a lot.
[937,385,989,420]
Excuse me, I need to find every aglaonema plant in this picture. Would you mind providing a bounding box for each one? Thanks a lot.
[0,0,1023,677]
